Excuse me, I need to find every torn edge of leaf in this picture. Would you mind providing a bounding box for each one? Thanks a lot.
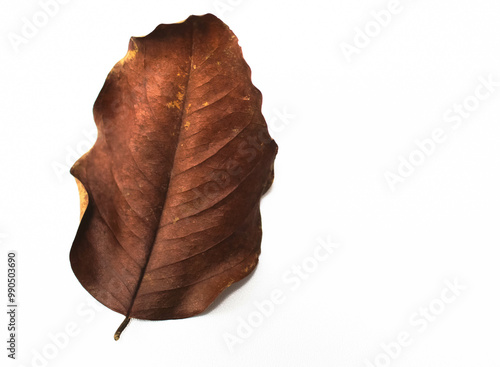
[75,178,89,220]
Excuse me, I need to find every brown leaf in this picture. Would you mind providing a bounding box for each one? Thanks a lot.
[69,14,278,338]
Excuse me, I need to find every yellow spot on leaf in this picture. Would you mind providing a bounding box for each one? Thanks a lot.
[203,101,209,106]
[166,88,186,110]
[184,121,190,130]
[166,100,182,110]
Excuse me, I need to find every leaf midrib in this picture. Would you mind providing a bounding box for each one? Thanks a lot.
[124,20,196,318]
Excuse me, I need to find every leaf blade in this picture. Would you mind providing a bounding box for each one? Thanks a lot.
[70,14,277,322]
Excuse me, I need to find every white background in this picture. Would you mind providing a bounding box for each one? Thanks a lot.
[1,0,500,366]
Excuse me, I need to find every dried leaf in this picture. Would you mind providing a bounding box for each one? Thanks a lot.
[69,14,277,339]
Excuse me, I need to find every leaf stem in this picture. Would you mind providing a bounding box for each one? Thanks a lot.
[114,317,131,341]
